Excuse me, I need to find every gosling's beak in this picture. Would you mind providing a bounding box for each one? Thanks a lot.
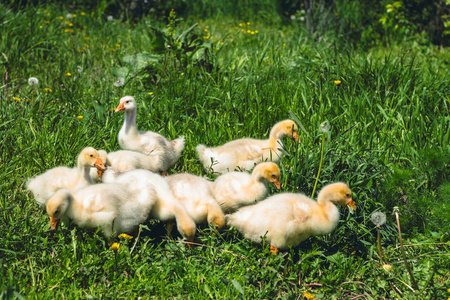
[347,199,356,211]
[273,179,281,190]
[97,169,104,181]
[50,217,59,230]
[115,102,125,112]
[94,157,106,171]
[292,132,299,142]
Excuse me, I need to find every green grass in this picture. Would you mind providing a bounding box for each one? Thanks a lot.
[1,2,450,299]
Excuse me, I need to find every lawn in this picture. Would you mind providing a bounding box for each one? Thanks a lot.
[1,1,449,299]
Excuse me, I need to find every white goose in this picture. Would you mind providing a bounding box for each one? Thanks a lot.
[27,147,106,206]
[102,169,196,242]
[226,182,356,254]
[46,183,155,237]
[210,162,281,213]
[166,173,225,229]
[196,119,299,174]
[115,96,185,174]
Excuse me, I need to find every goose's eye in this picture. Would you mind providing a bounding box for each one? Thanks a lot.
[346,193,351,198]
[126,101,130,104]
[54,209,59,215]
[271,174,276,178]
[90,154,93,157]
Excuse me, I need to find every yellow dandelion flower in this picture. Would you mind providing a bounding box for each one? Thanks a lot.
[448,288,450,293]
[40,26,43,29]
[84,37,89,40]
[81,12,86,16]
[255,30,258,33]
[91,12,95,16]
[59,16,63,20]
[110,48,116,52]
[239,23,243,26]
[235,27,238,29]
[334,80,341,86]
[148,92,154,95]
[303,292,315,300]
[283,43,286,46]
[247,30,251,33]
[251,31,255,34]
[241,29,244,32]
[44,21,50,24]
[204,29,208,32]
[68,23,73,27]
[247,22,250,25]
[13,97,21,102]
[44,9,48,13]
[118,233,133,240]
[383,264,393,272]
[110,243,120,250]
[66,72,71,77]
[72,14,76,17]
[76,116,83,120]
[133,23,137,26]
[45,88,52,93]
[116,44,120,48]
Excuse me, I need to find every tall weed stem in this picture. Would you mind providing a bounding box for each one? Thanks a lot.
[393,206,419,291]
[311,134,325,198]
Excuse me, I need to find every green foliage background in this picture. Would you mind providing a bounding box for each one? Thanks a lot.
[0,0,449,298]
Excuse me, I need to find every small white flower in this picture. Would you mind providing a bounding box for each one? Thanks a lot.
[300,9,305,14]
[371,211,387,226]
[28,77,39,86]
[113,76,125,87]
[290,15,296,20]
[107,15,114,22]
[319,121,330,133]
[77,66,83,74]
[66,13,73,19]
[300,16,305,22]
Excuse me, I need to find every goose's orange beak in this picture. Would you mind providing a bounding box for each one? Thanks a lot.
[50,217,59,230]
[347,199,356,210]
[97,169,104,181]
[94,157,106,171]
[292,132,299,142]
[273,179,281,190]
[115,102,125,112]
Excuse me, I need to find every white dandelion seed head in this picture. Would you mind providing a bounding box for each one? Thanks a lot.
[319,120,330,133]
[107,15,114,22]
[77,66,83,74]
[113,76,125,87]
[299,16,305,22]
[290,15,296,20]
[371,211,387,226]
[28,77,39,86]
[300,9,305,14]
[66,13,73,19]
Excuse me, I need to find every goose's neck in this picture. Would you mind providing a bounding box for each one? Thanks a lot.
[123,108,138,135]
[268,128,283,150]
[312,198,340,234]
[83,165,94,184]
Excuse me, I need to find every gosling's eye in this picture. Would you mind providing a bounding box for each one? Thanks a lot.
[90,154,93,157]
[54,209,59,215]
[346,193,351,198]
[271,174,276,178]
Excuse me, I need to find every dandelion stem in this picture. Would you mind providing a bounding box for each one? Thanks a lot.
[311,134,325,198]
[377,226,387,265]
[393,207,418,291]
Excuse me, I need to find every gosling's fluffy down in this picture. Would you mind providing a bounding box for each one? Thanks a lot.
[27,147,106,206]
[196,119,298,174]
[226,182,356,252]
[102,169,196,241]
[46,183,155,237]
[210,162,281,213]
[166,173,225,229]
[115,96,185,173]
